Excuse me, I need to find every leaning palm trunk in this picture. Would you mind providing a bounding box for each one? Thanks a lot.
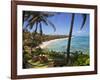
[30,22,38,55]
[66,13,75,65]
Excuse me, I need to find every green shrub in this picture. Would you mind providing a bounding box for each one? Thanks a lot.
[71,51,90,66]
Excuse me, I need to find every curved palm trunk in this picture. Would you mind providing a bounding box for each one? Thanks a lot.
[30,22,38,55]
[39,22,43,36]
[66,13,75,65]
[34,22,38,36]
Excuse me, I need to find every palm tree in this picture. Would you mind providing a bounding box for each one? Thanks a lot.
[66,13,87,65]
[23,11,56,35]
[23,11,56,54]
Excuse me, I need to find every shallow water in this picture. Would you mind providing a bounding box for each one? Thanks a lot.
[44,36,89,53]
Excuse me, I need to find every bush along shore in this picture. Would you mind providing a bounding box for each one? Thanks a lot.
[23,47,89,68]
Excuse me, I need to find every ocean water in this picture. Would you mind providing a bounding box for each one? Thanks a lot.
[44,36,89,53]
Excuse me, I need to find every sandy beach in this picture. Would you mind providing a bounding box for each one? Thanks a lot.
[40,38,68,48]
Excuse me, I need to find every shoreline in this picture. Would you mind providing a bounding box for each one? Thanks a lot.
[39,38,68,48]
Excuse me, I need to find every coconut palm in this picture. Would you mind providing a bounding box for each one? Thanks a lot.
[66,13,87,65]
[23,11,56,36]
[23,11,56,54]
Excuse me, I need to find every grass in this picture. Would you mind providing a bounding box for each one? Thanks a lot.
[23,47,90,69]
[28,60,55,68]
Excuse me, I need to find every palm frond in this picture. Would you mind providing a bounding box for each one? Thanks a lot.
[80,14,87,30]
[23,11,31,21]
[40,16,48,26]
[25,17,38,28]
[23,11,56,34]
[29,22,35,30]
[30,16,38,24]
[42,12,57,17]
[34,22,38,34]
[24,14,31,21]
[47,19,56,32]
[43,16,56,32]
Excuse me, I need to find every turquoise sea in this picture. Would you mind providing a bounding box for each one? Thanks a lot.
[44,36,89,53]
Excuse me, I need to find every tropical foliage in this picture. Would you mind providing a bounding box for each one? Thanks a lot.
[66,13,87,65]
[22,11,89,68]
[23,32,89,68]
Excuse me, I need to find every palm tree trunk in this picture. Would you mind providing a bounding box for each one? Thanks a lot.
[66,13,75,65]
[39,22,43,36]
[34,22,38,36]
[30,33,33,55]
[30,22,38,55]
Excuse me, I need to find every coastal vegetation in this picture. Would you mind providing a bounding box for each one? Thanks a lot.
[23,44,89,68]
[23,32,89,68]
[22,11,89,68]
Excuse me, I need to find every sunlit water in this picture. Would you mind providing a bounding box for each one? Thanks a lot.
[44,36,89,53]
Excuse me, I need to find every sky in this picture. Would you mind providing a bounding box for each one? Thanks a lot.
[23,11,90,36]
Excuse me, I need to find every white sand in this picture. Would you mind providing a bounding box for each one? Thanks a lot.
[40,38,68,48]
